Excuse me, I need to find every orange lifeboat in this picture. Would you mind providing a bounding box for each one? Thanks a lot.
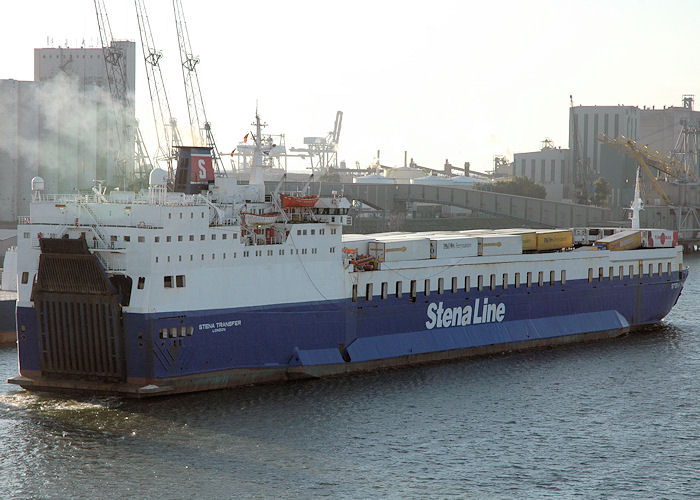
[280,194,319,209]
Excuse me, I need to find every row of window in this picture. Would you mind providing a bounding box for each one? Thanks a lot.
[159,326,194,339]
[588,262,677,282]
[295,228,337,236]
[163,275,186,288]
[154,247,336,263]
[167,211,206,220]
[351,261,681,302]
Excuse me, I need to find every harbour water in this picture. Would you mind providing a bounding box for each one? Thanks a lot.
[1,257,699,499]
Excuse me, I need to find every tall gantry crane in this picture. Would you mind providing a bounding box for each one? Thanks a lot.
[173,0,225,175]
[135,0,182,181]
[94,0,151,187]
[570,95,593,204]
[290,111,344,174]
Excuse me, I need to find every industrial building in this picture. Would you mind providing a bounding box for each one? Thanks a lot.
[513,96,700,207]
[0,42,135,223]
[513,139,569,201]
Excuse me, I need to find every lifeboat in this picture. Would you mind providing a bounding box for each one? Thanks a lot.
[241,212,280,225]
[280,194,319,209]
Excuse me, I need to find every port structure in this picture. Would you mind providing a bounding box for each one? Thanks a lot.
[173,0,226,176]
[94,0,153,189]
[290,111,344,175]
[135,0,182,182]
[268,181,611,229]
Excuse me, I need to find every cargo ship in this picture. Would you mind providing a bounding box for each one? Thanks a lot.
[8,120,687,397]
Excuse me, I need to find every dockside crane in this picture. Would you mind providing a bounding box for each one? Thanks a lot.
[570,95,593,204]
[173,0,226,175]
[290,111,344,174]
[596,133,675,205]
[94,0,153,188]
[135,0,182,182]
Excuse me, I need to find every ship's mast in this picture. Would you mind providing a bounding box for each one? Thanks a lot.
[630,167,643,229]
[249,110,266,202]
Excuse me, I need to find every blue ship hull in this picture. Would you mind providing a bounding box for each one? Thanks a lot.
[11,269,686,397]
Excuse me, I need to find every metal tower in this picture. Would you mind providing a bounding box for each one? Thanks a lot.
[135,0,182,181]
[172,0,225,175]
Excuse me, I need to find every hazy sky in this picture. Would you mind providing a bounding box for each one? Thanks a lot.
[3,0,699,173]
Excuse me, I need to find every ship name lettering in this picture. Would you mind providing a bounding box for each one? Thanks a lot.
[425,299,505,330]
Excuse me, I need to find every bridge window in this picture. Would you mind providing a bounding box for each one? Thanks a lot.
[137,277,145,289]
[138,236,145,243]
[164,276,173,288]
[311,229,315,235]
[396,281,402,298]
[166,236,171,242]
[176,275,186,288]
[201,235,205,241]
[438,278,444,294]
[189,235,194,241]
[222,234,227,240]
[177,235,182,242]
[268,250,274,256]
[212,234,216,240]
[21,272,28,284]
[320,229,325,235]
[155,236,160,243]
[331,229,337,235]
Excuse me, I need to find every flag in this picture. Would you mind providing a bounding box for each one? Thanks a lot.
[230,148,236,156]
[243,133,249,143]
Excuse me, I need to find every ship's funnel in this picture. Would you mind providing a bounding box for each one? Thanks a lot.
[173,146,215,194]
